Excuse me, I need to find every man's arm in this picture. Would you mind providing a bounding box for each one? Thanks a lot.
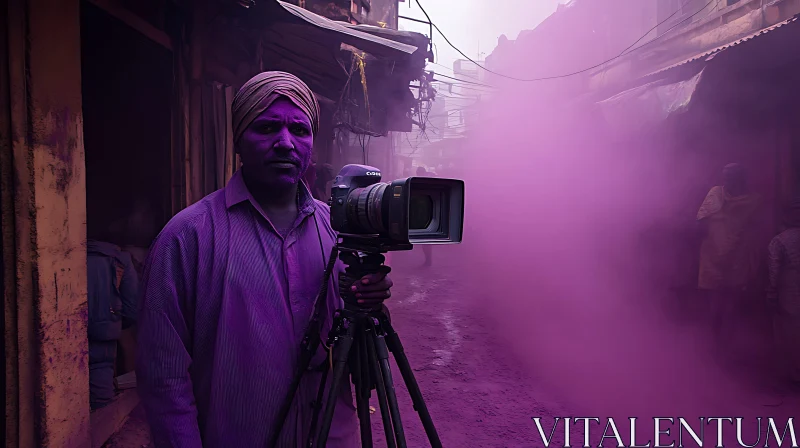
[697,186,724,222]
[136,229,202,448]
[696,217,709,235]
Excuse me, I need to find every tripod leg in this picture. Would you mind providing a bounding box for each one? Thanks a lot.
[372,332,408,448]
[316,321,356,447]
[351,327,373,448]
[383,320,443,448]
[365,320,397,448]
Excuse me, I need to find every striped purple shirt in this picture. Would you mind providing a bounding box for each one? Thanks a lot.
[136,170,358,447]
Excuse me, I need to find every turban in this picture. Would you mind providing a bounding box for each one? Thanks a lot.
[231,71,320,143]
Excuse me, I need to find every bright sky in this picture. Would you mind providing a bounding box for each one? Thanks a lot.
[397,0,562,73]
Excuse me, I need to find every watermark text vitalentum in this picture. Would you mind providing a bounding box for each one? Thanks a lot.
[531,417,798,448]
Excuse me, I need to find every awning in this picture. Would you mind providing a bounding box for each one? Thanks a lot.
[644,15,799,78]
[594,14,800,132]
[339,23,431,56]
[276,1,419,57]
[256,1,427,100]
[596,69,705,131]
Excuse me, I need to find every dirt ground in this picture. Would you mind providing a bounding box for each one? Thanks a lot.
[366,247,583,448]
[103,404,150,448]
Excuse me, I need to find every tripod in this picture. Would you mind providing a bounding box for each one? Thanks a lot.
[270,247,442,448]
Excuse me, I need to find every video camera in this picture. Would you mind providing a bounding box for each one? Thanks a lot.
[329,164,465,252]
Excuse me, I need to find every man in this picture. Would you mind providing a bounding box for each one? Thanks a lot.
[87,239,139,409]
[696,163,762,344]
[136,72,392,447]
[416,166,433,267]
[767,200,800,390]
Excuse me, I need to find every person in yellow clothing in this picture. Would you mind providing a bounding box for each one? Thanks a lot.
[697,163,762,347]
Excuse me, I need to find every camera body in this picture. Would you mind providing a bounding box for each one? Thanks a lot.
[329,164,464,252]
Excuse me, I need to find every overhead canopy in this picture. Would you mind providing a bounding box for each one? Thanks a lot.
[338,22,432,59]
[596,69,705,132]
[594,14,800,132]
[276,1,419,57]
[644,15,799,79]
[250,1,429,102]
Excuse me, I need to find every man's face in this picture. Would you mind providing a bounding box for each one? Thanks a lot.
[237,97,314,189]
[722,165,745,192]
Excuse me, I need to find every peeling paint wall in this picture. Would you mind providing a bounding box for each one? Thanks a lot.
[3,0,91,446]
[1,0,18,445]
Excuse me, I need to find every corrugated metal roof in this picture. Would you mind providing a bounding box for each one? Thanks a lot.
[277,1,419,56]
[645,15,799,78]
[339,23,429,51]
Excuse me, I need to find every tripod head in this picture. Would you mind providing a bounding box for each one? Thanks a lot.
[337,235,405,312]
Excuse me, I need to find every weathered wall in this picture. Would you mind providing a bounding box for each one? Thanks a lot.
[1,0,16,442]
[3,0,91,446]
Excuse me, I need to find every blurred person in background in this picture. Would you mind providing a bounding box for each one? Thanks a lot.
[696,163,762,350]
[108,198,162,375]
[303,159,335,201]
[766,199,800,392]
[113,197,162,273]
[87,239,139,409]
[315,162,335,201]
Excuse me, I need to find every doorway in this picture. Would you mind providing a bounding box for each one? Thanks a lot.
[80,0,173,248]
[80,0,174,415]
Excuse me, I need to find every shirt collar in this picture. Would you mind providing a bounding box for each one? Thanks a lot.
[224,169,317,215]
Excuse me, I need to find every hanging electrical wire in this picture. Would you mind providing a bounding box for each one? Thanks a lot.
[440,83,493,93]
[413,0,721,82]
[427,61,489,85]
[429,72,494,87]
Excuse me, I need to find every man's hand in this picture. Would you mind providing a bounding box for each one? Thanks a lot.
[351,266,393,307]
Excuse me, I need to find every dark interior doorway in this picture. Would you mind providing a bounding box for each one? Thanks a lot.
[81,0,172,248]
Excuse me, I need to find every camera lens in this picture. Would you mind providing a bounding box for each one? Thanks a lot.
[346,183,388,234]
[409,193,434,230]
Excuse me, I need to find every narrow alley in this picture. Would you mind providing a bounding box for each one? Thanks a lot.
[5,0,800,447]
[375,245,800,447]
[106,243,800,447]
